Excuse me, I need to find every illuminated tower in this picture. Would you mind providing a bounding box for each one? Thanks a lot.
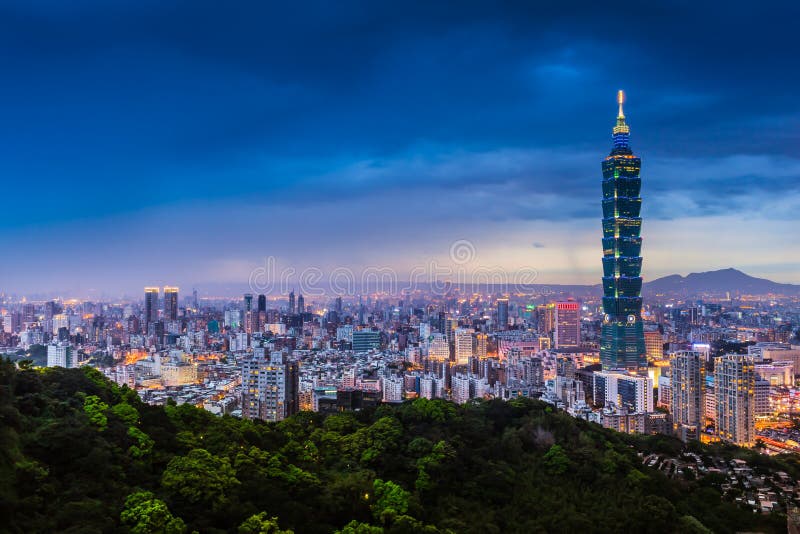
[144,287,160,325]
[496,298,509,331]
[163,286,179,321]
[600,91,646,373]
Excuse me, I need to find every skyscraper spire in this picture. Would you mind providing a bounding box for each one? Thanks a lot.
[600,90,646,374]
[611,90,631,151]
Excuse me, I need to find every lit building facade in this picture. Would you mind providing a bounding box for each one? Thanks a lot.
[496,298,509,330]
[554,301,580,348]
[715,354,755,447]
[593,370,653,413]
[670,351,705,441]
[144,287,159,325]
[241,348,299,422]
[600,91,646,373]
[47,342,75,368]
[164,286,179,321]
[454,328,474,365]
[644,329,664,361]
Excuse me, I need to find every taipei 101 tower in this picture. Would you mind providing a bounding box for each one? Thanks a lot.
[599,91,647,373]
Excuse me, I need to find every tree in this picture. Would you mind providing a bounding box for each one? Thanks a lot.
[336,521,384,534]
[161,448,239,509]
[120,491,186,534]
[371,479,409,525]
[83,395,109,431]
[111,402,140,426]
[238,512,294,534]
[542,444,570,475]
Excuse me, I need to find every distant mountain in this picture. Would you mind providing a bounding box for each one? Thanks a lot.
[644,268,800,296]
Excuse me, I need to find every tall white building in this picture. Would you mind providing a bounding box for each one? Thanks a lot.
[419,375,444,399]
[47,342,75,368]
[593,370,653,413]
[454,328,474,365]
[715,354,755,447]
[670,351,705,441]
[451,374,471,404]
[419,322,431,340]
[381,375,404,403]
[241,348,299,422]
[428,333,450,361]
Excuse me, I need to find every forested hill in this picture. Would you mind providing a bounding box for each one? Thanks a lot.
[0,362,795,534]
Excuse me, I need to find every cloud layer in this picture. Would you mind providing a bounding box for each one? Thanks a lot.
[0,1,798,294]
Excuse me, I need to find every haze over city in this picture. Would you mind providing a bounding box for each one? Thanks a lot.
[1,1,798,296]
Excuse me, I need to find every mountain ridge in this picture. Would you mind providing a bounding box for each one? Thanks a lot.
[644,268,800,296]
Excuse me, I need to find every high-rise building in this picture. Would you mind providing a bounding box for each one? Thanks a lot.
[670,351,705,441]
[257,294,267,313]
[44,300,57,321]
[593,370,653,413]
[454,328,474,365]
[164,286,179,321]
[496,298,509,330]
[381,375,404,403]
[243,293,254,334]
[52,314,69,336]
[475,332,488,359]
[715,354,755,447]
[144,287,160,325]
[352,330,381,353]
[289,290,296,314]
[241,348,299,422]
[599,91,646,373]
[554,301,580,348]
[644,329,664,361]
[297,293,305,314]
[428,333,450,361]
[47,342,75,368]
[540,303,556,338]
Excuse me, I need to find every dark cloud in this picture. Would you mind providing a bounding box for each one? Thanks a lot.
[0,0,798,291]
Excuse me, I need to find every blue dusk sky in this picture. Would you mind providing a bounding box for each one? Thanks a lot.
[0,1,798,296]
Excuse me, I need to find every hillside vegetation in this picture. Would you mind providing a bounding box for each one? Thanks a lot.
[0,360,795,533]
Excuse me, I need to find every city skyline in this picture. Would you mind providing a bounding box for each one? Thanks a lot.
[3,5,800,532]
[1,2,798,295]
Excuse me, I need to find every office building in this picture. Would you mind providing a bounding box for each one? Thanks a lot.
[454,328,474,365]
[644,329,664,361]
[144,287,160,325]
[554,301,580,348]
[428,333,450,361]
[352,330,381,353]
[475,332,488,359]
[496,298,509,330]
[593,370,653,413]
[164,286,179,321]
[46,342,75,368]
[599,91,647,373]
